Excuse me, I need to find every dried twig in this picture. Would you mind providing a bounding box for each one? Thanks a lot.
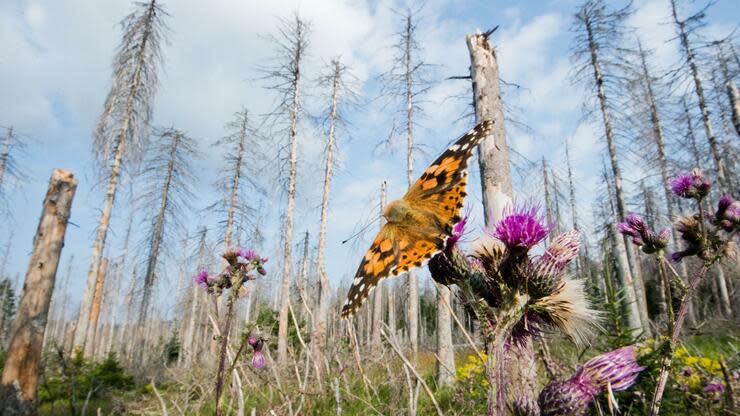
[381,326,443,416]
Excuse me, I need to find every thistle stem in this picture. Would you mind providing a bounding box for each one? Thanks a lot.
[215,274,242,416]
[649,264,708,416]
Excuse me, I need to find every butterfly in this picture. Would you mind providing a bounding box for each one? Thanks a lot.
[341,120,493,318]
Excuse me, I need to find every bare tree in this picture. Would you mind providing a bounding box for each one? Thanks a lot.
[83,257,108,358]
[371,182,387,355]
[571,0,650,334]
[669,0,728,190]
[74,0,168,354]
[211,109,262,251]
[0,126,29,207]
[262,13,310,365]
[379,7,434,355]
[627,40,703,324]
[313,58,357,374]
[137,128,197,330]
[0,169,76,414]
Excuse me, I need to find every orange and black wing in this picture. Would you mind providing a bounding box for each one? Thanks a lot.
[341,120,492,318]
[406,120,492,231]
[341,226,445,318]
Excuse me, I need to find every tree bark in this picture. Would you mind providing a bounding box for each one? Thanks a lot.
[74,1,158,354]
[1,169,76,414]
[466,33,512,224]
[435,282,455,387]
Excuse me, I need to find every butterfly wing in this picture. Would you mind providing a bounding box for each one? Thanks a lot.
[341,223,446,318]
[341,120,493,318]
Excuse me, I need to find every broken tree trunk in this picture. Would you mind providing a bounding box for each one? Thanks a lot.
[466,31,512,224]
[1,169,77,414]
[466,30,534,416]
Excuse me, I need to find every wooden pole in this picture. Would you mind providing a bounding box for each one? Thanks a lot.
[1,169,77,414]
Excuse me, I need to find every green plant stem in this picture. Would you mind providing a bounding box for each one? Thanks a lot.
[480,291,528,416]
[215,273,243,416]
[657,256,675,328]
[649,264,708,416]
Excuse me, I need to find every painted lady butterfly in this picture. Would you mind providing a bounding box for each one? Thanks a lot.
[341,120,493,317]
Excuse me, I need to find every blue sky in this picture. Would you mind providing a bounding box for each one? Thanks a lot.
[0,0,737,318]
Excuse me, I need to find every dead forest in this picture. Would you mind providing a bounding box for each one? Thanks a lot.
[0,0,739,415]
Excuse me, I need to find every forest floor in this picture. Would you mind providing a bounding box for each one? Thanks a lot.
[27,326,739,415]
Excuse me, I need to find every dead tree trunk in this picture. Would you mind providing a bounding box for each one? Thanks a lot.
[565,141,587,282]
[542,158,553,242]
[182,227,208,365]
[637,43,699,325]
[83,258,108,358]
[467,30,535,415]
[276,15,307,365]
[370,182,387,354]
[603,165,643,332]
[435,281,454,386]
[0,127,14,190]
[75,0,165,354]
[670,0,727,190]
[466,31,512,224]
[402,15,420,356]
[223,112,248,250]
[581,11,651,334]
[1,169,76,414]
[715,44,740,137]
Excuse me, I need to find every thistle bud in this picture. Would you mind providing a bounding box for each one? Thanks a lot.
[538,346,644,416]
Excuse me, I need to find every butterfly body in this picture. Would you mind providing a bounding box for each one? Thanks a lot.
[341,120,493,318]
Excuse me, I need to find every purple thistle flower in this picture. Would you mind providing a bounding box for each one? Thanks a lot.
[491,205,550,251]
[252,349,265,369]
[714,195,740,232]
[671,169,711,199]
[239,248,258,261]
[248,334,266,369]
[538,346,645,416]
[618,213,669,254]
[671,174,693,197]
[704,381,725,394]
[194,270,209,288]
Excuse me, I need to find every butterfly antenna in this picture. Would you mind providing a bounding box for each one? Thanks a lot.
[341,217,376,245]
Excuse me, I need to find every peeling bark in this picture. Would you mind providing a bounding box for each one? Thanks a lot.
[1,169,77,413]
